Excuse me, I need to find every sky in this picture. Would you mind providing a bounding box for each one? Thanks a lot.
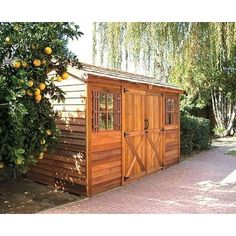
[68,21,93,64]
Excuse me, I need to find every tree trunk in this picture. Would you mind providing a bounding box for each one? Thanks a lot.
[211,88,236,137]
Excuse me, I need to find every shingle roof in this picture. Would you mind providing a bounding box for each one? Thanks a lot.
[68,63,184,92]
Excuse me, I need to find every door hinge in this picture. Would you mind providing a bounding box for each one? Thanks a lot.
[123,88,129,93]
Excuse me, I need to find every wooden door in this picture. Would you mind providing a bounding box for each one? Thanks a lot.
[124,90,146,181]
[145,93,164,173]
[123,89,164,183]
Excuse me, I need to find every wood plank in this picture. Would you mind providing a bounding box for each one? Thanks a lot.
[53,148,85,158]
[53,161,86,173]
[56,118,86,126]
[91,142,121,152]
[55,172,86,185]
[53,166,86,179]
[54,104,86,112]
[61,90,86,98]
[28,172,54,185]
[57,143,86,152]
[59,137,86,146]
[121,84,126,185]
[54,178,86,195]
[30,166,54,177]
[60,130,86,139]
[92,155,121,165]
[48,153,86,166]
[86,83,92,196]
[56,124,86,132]
[91,177,121,196]
[92,165,121,178]
[34,162,52,171]
[53,98,86,106]
[92,160,121,172]
[92,170,121,185]
[91,148,121,161]
[55,111,86,119]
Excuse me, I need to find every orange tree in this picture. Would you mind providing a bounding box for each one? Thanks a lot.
[0,22,83,178]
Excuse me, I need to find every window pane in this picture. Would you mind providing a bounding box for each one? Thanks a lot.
[166,99,171,112]
[171,99,175,111]
[107,113,114,130]
[107,93,114,112]
[99,113,106,130]
[100,94,106,111]
[166,112,173,125]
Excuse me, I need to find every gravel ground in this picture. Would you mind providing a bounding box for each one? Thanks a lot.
[0,179,83,214]
[42,137,236,214]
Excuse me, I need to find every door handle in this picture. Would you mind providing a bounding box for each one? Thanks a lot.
[144,119,149,130]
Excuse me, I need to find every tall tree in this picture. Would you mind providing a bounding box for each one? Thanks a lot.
[0,22,83,177]
[93,22,236,136]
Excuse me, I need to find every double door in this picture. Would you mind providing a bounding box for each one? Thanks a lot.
[123,89,164,183]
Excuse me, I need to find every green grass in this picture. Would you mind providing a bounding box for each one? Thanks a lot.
[226,149,236,156]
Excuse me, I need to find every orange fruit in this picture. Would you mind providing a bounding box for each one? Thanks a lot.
[22,61,28,68]
[38,152,44,160]
[44,47,52,55]
[15,158,23,165]
[62,72,69,80]
[39,82,46,91]
[31,44,36,50]
[12,60,21,69]
[57,76,63,82]
[5,37,11,44]
[34,88,41,96]
[28,80,34,87]
[0,162,4,169]
[20,89,26,95]
[35,94,42,103]
[27,89,33,96]
[33,59,41,67]
[40,139,46,145]
[46,129,52,136]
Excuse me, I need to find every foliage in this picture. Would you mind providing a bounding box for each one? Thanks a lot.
[0,22,83,178]
[213,125,227,138]
[180,114,212,155]
[93,22,236,136]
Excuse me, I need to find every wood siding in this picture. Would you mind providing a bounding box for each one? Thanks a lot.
[164,94,180,167]
[88,82,122,196]
[28,76,87,195]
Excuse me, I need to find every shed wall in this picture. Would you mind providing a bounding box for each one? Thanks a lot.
[28,75,87,195]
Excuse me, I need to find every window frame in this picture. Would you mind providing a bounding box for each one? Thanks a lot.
[165,96,179,126]
[92,89,121,132]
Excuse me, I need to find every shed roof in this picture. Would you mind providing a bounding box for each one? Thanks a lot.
[67,63,184,92]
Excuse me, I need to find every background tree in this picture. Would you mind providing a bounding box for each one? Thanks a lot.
[93,22,236,136]
[0,22,83,178]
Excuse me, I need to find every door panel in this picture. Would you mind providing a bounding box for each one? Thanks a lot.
[124,92,146,179]
[124,89,164,183]
[146,94,163,173]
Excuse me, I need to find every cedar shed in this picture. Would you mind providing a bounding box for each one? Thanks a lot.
[28,64,184,196]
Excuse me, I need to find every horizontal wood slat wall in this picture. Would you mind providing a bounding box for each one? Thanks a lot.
[28,76,87,195]
[164,129,179,166]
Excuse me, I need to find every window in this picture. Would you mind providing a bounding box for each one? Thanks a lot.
[165,98,175,125]
[92,91,121,132]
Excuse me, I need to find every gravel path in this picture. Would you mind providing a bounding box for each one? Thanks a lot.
[42,138,236,214]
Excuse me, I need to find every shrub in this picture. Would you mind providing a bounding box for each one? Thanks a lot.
[0,23,83,178]
[180,114,211,155]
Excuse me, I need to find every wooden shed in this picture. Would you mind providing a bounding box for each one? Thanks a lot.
[28,63,184,196]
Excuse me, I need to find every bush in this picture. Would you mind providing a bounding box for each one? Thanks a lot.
[180,114,211,155]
